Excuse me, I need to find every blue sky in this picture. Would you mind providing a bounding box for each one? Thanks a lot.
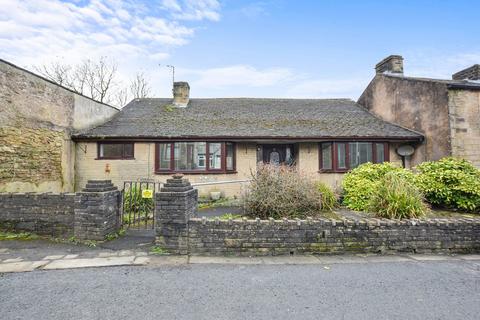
[1,0,479,102]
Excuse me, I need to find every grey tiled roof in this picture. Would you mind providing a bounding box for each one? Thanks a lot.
[74,98,423,140]
[384,73,480,89]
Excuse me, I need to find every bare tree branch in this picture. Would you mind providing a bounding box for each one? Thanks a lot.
[34,62,73,87]
[36,57,152,107]
[115,88,130,108]
[130,72,151,99]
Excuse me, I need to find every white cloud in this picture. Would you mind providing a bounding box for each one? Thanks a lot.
[286,78,369,99]
[173,64,367,99]
[185,65,294,88]
[240,2,268,19]
[162,0,221,21]
[405,51,480,79]
[0,0,223,105]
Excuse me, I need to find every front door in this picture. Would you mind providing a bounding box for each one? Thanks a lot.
[260,144,295,165]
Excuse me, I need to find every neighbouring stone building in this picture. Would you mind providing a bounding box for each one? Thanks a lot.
[358,56,480,167]
[0,59,118,192]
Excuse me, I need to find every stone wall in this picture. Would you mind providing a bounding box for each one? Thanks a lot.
[0,192,75,237]
[188,217,480,256]
[0,127,64,188]
[448,89,480,167]
[155,177,480,256]
[0,59,118,192]
[74,180,121,240]
[0,180,120,240]
[155,175,198,254]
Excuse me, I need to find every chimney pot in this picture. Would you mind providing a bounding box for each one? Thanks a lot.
[452,64,480,81]
[173,81,190,107]
[375,55,404,75]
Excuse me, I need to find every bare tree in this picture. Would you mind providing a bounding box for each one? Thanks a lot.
[35,62,73,87]
[115,88,130,108]
[89,57,117,103]
[36,57,152,107]
[130,72,151,99]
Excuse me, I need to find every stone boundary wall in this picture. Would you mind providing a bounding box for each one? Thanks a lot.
[0,180,121,239]
[154,176,480,256]
[187,217,480,256]
[0,192,75,237]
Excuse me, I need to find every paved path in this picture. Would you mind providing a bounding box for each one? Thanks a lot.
[1,258,479,320]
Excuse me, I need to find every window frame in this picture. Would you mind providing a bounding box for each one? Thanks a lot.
[96,142,135,160]
[155,142,236,174]
[319,141,389,173]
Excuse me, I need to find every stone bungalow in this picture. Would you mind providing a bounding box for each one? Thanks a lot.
[1,55,480,196]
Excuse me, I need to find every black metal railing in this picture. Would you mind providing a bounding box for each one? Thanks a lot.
[121,180,161,229]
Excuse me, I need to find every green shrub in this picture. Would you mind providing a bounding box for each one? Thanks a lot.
[317,182,337,211]
[368,172,427,219]
[416,157,480,212]
[342,162,415,211]
[244,164,323,219]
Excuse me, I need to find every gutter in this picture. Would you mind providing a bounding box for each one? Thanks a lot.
[447,83,480,91]
[72,135,424,143]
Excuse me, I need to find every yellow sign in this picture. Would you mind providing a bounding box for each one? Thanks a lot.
[142,189,153,199]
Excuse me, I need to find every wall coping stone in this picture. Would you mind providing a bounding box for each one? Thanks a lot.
[190,217,480,226]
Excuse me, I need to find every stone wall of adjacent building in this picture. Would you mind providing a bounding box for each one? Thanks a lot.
[358,74,450,166]
[0,192,75,237]
[0,180,120,239]
[187,217,480,255]
[448,89,480,167]
[0,59,118,193]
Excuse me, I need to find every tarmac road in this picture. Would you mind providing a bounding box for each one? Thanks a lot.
[1,258,479,320]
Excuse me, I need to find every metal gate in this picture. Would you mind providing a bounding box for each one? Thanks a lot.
[121,181,161,229]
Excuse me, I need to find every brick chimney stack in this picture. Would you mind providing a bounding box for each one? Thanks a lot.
[375,55,404,75]
[173,81,190,107]
[452,64,480,81]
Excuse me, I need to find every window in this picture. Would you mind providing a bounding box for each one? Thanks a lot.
[209,143,222,170]
[337,143,347,169]
[97,142,134,159]
[321,143,332,170]
[226,143,235,170]
[375,143,385,163]
[349,142,372,169]
[158,143,171,170]
[174,142,206,171]
[156,142,236,173]
[319,142,388,172]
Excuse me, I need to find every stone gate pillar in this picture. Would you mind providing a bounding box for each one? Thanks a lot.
[155,174,198,254]
[74,180,121,240]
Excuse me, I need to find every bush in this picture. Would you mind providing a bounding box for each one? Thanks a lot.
[244,164,323,219]
[317,182,337,211]
[416,157,480,212]
[368,172,427,219]
[342,162,415,211]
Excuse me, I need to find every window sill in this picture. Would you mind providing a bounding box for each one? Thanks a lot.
[95,157,135,160]
[318,170,348,173]
[155,171,238,175]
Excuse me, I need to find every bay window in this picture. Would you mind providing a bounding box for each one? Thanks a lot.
[156,142,236,173]
[319,142,388,172]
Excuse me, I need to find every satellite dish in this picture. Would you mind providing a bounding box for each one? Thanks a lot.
[397,145,415,157]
